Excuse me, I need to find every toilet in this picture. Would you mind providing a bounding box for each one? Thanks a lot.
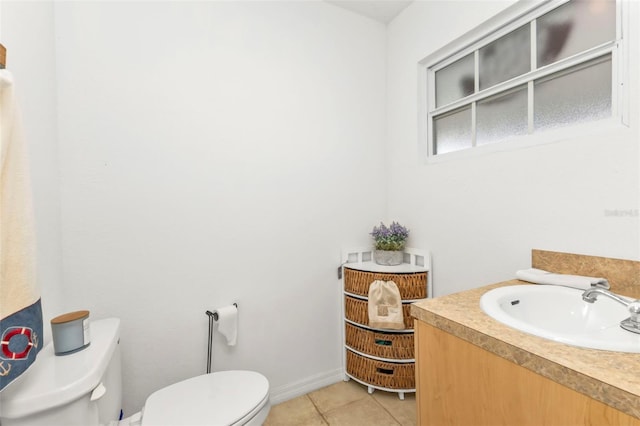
[0,318,271,426]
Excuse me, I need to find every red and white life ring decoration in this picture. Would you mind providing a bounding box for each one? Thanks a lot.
[1,327,35,360]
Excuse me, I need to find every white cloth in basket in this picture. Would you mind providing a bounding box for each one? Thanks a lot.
[368,280,404,330]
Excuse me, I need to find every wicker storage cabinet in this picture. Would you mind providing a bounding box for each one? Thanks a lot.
[341,251,429,400]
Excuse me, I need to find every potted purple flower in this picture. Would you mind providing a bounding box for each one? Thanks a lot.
[370,221,409,266]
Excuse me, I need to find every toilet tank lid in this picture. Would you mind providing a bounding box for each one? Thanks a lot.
[0,318,121,419]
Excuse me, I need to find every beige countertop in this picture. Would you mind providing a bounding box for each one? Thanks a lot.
[411,280,640,420]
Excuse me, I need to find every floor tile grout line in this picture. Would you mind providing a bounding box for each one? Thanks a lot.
[266,381,413,425]
[369,393,403,426]
[319,392,404,426]
[305,393,330,425]
[327,396,362,421]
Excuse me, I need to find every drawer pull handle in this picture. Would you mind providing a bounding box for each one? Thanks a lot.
[376,367,394,375]
[374,339,392,346]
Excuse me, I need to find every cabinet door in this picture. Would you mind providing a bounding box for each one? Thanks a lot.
[415,321,640,426]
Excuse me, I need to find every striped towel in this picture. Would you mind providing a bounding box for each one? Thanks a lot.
[0,70,43,391]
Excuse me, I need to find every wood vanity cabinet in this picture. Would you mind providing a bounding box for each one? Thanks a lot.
[415,321,640,426]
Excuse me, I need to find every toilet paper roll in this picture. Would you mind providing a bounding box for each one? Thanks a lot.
[214,305,238,346]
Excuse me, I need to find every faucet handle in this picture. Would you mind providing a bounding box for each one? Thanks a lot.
[621,301,640,334]
[628,301,640,323]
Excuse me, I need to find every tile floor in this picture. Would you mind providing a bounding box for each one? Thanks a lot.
[264,379,416,426]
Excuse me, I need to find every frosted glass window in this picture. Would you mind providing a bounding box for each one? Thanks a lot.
[435,53,474,107]
[479,25,530,90]
[424,0,624,157]
[433,107,472,155]
[476,86,528,146]
[534,55,611,132]
[537,0,616,67]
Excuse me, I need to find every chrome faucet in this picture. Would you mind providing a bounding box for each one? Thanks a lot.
[582,288,640,334]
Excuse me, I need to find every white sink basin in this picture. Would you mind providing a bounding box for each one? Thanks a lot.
[480,285,640,353]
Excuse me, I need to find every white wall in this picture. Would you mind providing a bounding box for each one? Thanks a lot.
[53,1,387,414]
[1,0,65,343]
[7,0,638,418]
[386,0,640,297]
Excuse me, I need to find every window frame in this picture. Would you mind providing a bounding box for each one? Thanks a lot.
[418,0,628,161]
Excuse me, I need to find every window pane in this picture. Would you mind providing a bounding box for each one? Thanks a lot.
[534,55,611,132]
[479,25,530,90]
[537,0,616,67]
[435,53,474,107]
[476,86,528,146]
[433,107,472,155]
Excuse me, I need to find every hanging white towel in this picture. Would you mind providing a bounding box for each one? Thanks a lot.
[368,280,404,330]
[0,70,43,391]
[515,268,608,290]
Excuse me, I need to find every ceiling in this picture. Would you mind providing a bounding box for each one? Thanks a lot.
[324,0,414,24]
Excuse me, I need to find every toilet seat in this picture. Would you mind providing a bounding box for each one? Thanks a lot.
[141,370,269,426]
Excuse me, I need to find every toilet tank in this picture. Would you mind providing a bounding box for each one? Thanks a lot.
[0,318,123,426]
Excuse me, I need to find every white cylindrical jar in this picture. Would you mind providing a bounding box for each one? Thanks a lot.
[50,310,91,355]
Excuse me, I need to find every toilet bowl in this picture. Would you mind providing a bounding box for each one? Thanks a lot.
[139,370,270,426]
[0,318,270,426]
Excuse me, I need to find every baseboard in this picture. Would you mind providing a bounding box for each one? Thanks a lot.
[269,368,345,405]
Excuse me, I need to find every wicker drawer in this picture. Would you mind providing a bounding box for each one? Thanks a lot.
[345,322,414,360]
[346,350,415,390]
[344,296,413,330]
[344,268,427,299]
